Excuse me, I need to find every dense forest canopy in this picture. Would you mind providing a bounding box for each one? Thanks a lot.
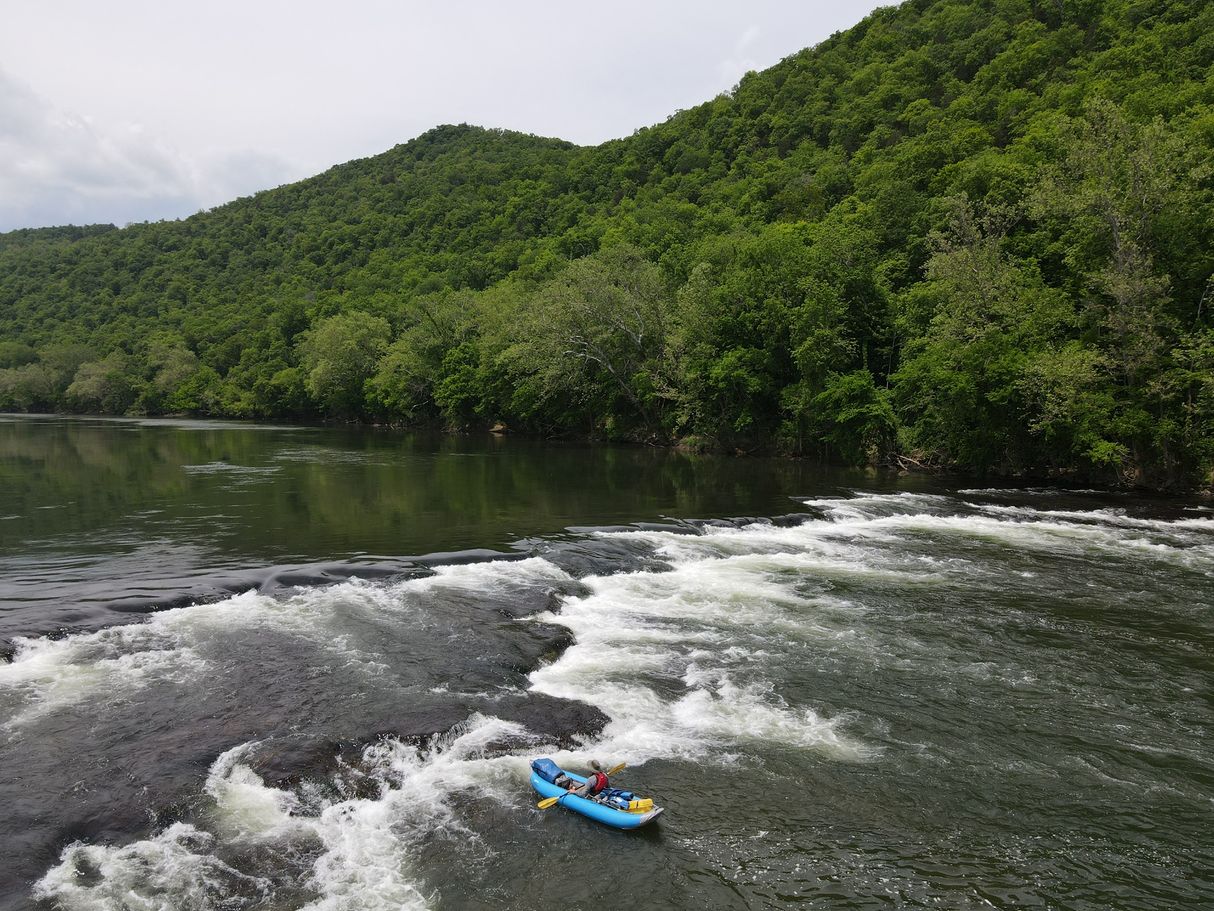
[1,0,1211,489]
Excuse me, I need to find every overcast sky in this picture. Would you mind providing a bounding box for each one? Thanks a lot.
[0,1,886,232]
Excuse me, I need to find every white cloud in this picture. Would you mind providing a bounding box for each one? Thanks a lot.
[0,68,296,230]
[719,24,764,87]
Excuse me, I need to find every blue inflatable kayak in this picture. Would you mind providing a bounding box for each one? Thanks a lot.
[530,758,664,829]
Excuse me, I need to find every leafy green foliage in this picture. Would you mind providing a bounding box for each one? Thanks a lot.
[1,0,1211,488]
[297,311,391,417]
[491,246,672,438]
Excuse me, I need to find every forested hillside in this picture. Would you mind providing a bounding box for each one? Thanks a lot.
[1,0,1211,488]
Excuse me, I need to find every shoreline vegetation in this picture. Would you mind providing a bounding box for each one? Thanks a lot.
[1,0,1211,492]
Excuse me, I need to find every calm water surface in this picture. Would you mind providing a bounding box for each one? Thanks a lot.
[1,415,1211,910]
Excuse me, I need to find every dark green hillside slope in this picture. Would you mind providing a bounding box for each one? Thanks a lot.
[1,0,1211,488]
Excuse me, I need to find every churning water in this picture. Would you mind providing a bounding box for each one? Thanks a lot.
[1,417,1211,910]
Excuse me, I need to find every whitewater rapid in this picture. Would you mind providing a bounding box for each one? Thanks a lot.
[12,490,1213,910]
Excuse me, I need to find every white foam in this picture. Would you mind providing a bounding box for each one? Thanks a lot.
[408,556,573,597]
[875,511,1214,573]
[38,715,540,911]
[805,490,1212,534]
[0,624,204,727]
[301,717,535,911]
[1,557,571,727]
[801,491,957,521]
[532,490,1211,769]
[529,551,873,765]
[671,681,852,752]
[596,523,940,586]
[205,743,303,841]
[968,502,1214,534]
[34,822,272,910]
[957,486,1104,496]
[780,492,1213,573]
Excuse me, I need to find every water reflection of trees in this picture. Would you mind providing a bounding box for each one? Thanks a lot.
[1,418,861,559]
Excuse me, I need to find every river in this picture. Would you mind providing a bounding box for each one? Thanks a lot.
[1,414,1211,910]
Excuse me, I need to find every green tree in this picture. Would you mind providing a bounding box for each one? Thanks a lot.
[1029,99,1213,481]
[368,290,481,423]
[0,364,58,411]
[495,245,672,438]
[894,197,1074,472]
[297,311,392,417]
[66,352,139,414]
[0,342,38,369]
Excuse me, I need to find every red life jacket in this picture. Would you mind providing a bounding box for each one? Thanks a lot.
[588,771,609,794]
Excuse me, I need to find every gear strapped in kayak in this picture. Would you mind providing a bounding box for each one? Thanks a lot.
[530,757,664,829]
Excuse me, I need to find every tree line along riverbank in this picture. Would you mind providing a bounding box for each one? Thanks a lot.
[1,0,1211,490]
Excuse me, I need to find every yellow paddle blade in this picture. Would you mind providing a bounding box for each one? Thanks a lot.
[606,762,626,775]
